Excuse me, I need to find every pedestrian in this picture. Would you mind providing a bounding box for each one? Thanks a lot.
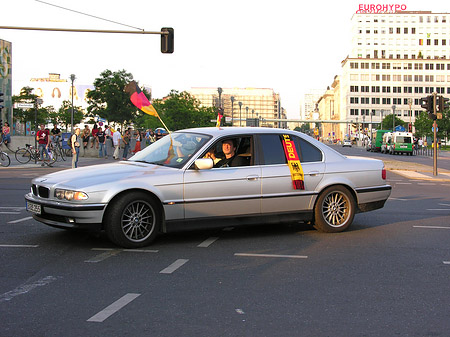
[96,126,107,158]
[91,123,99,148]
[82,125,91,152]
[418,138,423,149]
[112,128,121,160]
[132,130,142,154]
[122,128,131,160]
[2,121,11,145]
[71,127,81,168]
[104,125,112,156]
[36,123,51,166]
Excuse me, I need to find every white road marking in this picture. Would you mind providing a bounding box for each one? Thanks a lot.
[87,293,141,322]
[91,248,158,253]
[417,183,436,185]
[0,244,39,248]
[389,197,409,201]
[396,183,412,185]
[413,226,450,230]
[0,212,20,215]
[426,209,450,211]
[198,237,219,248]
[160,259,189,274]
[235,309,245,315]
[438,203,450,206]
[235,253,308,259]
[0,276,57,303]
[443,262,450,265]
[0,207,25,210]
[85,250,122,263]
[7,217,33,224]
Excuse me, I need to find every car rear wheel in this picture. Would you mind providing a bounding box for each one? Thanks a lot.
[313,186,355,233]
[105,192,161,248]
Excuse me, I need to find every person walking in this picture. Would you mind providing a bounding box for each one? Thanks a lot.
[112,128,121,160]
[71,128,81,168]
[96,126,107,158]
[122,128,131,160]
[36,123,51,166]
[82,125,91,154]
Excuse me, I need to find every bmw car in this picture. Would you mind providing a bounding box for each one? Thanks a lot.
[25,127,391,248]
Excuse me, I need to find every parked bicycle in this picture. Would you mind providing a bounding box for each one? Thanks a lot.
[50,137,66,162]
[0,139,11,167]
[15,143,56,166]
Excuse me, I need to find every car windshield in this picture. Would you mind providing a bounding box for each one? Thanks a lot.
[129,132,211,168]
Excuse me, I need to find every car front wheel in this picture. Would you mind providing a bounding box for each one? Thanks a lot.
[313,186,355,233]
[105,192,161,248]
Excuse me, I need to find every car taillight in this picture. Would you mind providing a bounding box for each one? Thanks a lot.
[382,167,387,180]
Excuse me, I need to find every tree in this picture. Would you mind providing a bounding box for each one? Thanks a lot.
[380,114,406,131]
[414,110,449,139]
[48,100,84,130]
[12,86,50,128]
[150,90,216,131]
[86,69,136,125]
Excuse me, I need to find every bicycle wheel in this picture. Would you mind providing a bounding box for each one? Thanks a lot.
[58,146,66,161]
[45,150,57,165]
[0,152,10,167]
[15,148,31,164]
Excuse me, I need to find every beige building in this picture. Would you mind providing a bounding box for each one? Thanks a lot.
[317,76,345,140]
[189,87,285,128]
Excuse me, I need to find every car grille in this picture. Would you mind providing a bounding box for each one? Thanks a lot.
[32,184,50,198]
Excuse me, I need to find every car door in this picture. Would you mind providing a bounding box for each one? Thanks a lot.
[183,136,261,219]
[258,134,325,214]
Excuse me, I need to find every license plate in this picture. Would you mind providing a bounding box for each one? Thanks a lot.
[26,201,41,215]
[400,145,407,148]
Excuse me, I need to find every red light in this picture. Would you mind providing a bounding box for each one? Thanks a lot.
[382,168,387,180]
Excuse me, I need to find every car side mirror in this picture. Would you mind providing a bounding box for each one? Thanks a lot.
[194,158,214,170]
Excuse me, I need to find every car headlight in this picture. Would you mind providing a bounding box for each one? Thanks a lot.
[55,189,89,201]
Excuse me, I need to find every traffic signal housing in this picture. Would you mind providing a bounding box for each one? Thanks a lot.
[438,96,449,112]
[420,95,433,113]
[161,27,174,54]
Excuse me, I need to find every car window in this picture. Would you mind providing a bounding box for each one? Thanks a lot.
[199,136,253,168]
[258,134,322,165]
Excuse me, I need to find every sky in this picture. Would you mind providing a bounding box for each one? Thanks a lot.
[1,0,448,118]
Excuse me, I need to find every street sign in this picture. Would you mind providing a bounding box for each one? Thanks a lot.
[16,103,34,109]
[432,126,438,132]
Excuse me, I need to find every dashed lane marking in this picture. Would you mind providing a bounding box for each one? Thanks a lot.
[85,250,122,263]
[0,276,57,303]
[7,217,33,224]
[0,244,39,248]
[87,293,141,322]
[198,237,219,248]
[235,253,308,259]
[160,259,189,274]
[413,226,450,230]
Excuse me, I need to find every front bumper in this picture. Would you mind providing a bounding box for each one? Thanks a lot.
[25,193,106,230]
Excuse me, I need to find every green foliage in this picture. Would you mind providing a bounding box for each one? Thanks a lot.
[47,100,84,130]
[380,114,406,131]
[151,90,216,131]
[414,110,450,139]
[86,69,136,124]
[12,86,50,128]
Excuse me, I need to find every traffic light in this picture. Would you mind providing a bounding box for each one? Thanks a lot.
[438,96,449,112]
[420,95,433,113]
[408,123,412,132]
[161,27,174,53]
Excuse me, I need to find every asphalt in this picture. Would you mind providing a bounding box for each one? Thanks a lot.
[2,148,450,182]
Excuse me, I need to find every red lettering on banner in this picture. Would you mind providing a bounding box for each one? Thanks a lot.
[356,3,407,14]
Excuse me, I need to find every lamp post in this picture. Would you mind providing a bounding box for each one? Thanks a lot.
[217,87,222,109]
[70,74,76,132]
[252,109,255,127]
[408,98,412,132]
[380,109,384,129]
[245,106,249,126]
[230,96,235,126]
[238,101,242,127]
[392,105,396,132]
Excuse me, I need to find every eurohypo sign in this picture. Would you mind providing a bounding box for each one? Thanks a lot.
[356,4,407,13]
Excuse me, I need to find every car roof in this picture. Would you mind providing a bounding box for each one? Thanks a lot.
[175,127,298,137]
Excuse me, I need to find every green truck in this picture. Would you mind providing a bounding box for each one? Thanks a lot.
[369,130,390,152]
[382,131,414,155]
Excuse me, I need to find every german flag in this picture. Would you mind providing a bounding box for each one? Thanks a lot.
[125,81,159,117]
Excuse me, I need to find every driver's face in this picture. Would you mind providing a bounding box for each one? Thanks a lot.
[222,140,235,157]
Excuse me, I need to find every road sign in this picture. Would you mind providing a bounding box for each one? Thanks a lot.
[432,126,438,132]
[16,103,34,109]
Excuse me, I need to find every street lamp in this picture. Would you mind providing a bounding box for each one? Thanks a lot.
[217,87,222,109]
[252,109,255,127]
[392,105,396,132]
[245,106,249,126]
[230,96,235,126]
[238,101,242,127]
[408,98,412,132]
[70,74,76,132]
[380,109,384,129]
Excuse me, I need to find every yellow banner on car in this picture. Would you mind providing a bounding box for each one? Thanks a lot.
[281,134,305,190]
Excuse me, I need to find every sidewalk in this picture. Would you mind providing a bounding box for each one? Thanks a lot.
[383,158,450,182]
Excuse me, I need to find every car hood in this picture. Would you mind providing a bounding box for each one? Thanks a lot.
[32,161,178,190]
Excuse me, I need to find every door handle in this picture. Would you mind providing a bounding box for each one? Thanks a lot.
[247,175,259,181]
[309,171,320,176]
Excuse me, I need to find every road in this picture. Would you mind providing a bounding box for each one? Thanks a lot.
[0,149,449,336]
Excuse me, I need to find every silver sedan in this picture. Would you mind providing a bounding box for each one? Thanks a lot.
[25,127,391,248]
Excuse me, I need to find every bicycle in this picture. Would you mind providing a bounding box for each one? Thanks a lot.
[50,137,66,162]
[0,139,11,167]
[15,143,57,166]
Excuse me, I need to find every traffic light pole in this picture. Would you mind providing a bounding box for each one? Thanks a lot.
[433,92,437,176]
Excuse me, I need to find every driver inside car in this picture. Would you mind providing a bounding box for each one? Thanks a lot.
[213,139,247,168]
